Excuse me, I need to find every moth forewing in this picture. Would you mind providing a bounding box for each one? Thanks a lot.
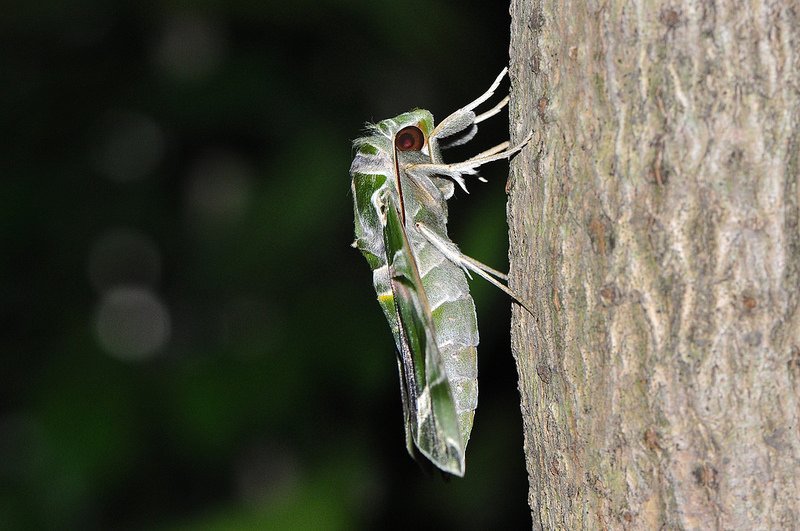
[350,69,529,476]
[382,192,466,475]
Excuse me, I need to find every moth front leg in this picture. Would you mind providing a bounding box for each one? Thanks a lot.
[426,69,513,160]
[434,96,511,151]
[474,95,510,125]
[429,68,509,142]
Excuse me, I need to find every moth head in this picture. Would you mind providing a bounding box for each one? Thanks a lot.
[354,110,434,159]
[395,125,425,151]
[390,109,433,156]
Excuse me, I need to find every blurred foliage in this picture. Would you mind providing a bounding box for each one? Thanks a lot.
[1,1,530,529]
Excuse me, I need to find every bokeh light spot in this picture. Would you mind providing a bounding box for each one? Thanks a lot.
[95,287,170,361]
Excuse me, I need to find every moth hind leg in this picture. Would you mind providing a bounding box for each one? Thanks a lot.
[414,221,534,316]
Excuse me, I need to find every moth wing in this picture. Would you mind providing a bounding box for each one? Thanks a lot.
[381,197,465,476]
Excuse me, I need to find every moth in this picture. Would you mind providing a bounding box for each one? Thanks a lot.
[350,68,530,476]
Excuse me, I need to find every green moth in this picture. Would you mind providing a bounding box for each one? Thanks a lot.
[350,68,530,476]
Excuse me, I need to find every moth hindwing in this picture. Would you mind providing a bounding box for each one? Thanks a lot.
[349,68,529,476]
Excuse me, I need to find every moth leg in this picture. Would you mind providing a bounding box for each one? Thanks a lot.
[472,141,511,159]
[429,69,508,143]
[475,95,509,124]
[459,254,508,281]
[456,141,513,182]
[408,132,532,193]
[413,132,531,174]
[461,68,508,113]
[415,221,533,315]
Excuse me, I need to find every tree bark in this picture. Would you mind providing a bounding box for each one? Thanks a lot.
[507,1,800,529]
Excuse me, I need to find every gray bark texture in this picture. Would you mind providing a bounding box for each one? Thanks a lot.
[507,1,800,529]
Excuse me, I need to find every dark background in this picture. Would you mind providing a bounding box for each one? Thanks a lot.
[2,1,529,529]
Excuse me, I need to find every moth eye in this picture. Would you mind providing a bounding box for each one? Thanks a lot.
[395,126,425,151]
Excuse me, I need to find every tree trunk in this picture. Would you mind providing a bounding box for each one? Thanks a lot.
[507,1,800,528]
